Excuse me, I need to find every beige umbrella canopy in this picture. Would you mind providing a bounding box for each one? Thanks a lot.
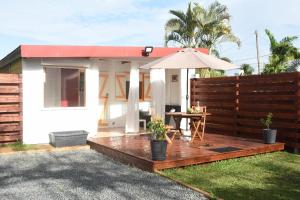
[140,48,237,130]
[140,48,237,70]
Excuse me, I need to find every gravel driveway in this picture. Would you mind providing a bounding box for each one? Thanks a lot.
[0,150,207,200]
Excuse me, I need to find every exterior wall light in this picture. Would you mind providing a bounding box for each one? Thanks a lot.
[143,46,153,56]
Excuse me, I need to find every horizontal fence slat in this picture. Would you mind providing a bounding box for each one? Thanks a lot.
[191,86,235,92]
[0,123,21,132]
[237,119,299,129]
[0,85,20,94]
[239,85,297,92]
[206,116,235,124]
[192,94,236,101]
[237,111,296,120]
[239,95,296,101]
[0,74,21,84]
[0,95,21,103]
[238,103,295,111]
[0,104,21,113]
[0,134,21,142]
[0,132,22,136]
[0,115,22,122]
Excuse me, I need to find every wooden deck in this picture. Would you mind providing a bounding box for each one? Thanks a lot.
[88,133,284,172]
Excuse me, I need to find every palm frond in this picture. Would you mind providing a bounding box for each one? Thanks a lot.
[281,36,298,44]
[265,29,277,51]
[165,18,184,31]
[286,59,300,72]
[219,32,241,47]
[169,10,186,22]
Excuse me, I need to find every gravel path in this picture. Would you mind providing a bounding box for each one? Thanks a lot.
[0,150,207,200]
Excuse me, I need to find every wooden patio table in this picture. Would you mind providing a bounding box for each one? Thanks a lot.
[166,112,211,142]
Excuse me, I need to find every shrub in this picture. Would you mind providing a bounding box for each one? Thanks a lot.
[148,118,167,141]
[260,112,273,129]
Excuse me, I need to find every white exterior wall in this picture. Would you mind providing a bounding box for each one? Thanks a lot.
[22,57,185,144]
[22,58,99,144]
[165,69,181,106]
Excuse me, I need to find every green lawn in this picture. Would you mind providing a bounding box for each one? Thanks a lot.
[162,152,300,200]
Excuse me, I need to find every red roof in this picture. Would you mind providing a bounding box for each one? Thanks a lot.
[0,45,208,68]
[20,45,208,58]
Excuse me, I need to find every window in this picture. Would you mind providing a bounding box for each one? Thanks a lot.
[115,72,151,101]
[44,67,85,107]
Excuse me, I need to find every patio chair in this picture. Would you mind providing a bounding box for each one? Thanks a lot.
[190,106,207,142]
[166,125,182,141]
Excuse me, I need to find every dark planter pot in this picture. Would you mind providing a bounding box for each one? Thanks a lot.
[150,140,167,161]
[262,129,277,144]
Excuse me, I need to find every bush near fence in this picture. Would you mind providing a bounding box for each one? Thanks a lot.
[190,72,300,150]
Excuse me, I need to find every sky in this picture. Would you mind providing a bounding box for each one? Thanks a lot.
[0,0,300,72]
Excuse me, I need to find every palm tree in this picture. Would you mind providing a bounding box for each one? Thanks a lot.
[165,1,240,54]
[264,29,299,74]
[165,1,240,78]
[164,2,197,47]
[193,1,241,55]
[240,64,254,75]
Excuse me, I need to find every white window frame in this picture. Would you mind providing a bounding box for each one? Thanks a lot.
[42,65,87,109]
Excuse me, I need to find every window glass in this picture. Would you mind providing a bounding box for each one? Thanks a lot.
[44,67,85,107]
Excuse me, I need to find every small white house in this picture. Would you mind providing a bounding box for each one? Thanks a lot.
[0,45,208,144]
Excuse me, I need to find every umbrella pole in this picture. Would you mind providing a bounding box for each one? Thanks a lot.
[186,68,189,131]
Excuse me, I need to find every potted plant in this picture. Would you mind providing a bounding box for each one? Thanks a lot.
[260,112,277,144]
[148,118,168,161]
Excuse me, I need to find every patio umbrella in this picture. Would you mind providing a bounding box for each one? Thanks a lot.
[140,48,236,70]
[140,48,238,129]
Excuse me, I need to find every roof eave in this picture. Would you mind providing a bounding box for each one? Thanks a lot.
[0,46,22,68]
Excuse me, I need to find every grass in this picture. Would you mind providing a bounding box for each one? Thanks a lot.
[162,152,300,200]
[1,140,34,151]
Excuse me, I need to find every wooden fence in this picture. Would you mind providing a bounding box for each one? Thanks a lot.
[0,74,22,143]
[190,72,300,150]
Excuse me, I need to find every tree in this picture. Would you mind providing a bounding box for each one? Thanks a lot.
[240,64,254,75]
[193,1,241,55]
[164,2,197,47]
[197,68,224,78]
[263,29,299,74]
[165,1,240,55]
[165,1,240,78]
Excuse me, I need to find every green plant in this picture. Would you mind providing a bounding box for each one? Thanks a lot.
[5,140,33,151]
[260,112,273,129]
[147,118,167,141]
[263,29,299,74]
[240,63,254,75]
